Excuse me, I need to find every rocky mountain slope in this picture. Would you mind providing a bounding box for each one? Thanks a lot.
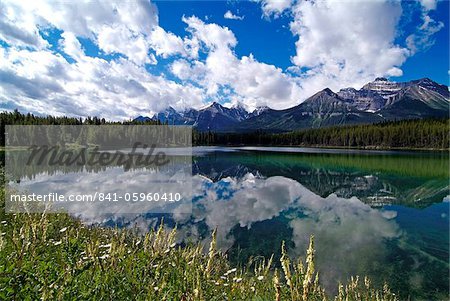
[136,77,449,132]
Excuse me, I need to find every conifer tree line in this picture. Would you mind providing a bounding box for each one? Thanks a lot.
[192,118,449,149]
[0,110,162,147]
[1,110,449,149]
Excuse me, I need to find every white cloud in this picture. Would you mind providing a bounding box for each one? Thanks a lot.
[287,0,409,95]
[149,26,186,58]
[0,36,204,120]
[59,32,84,61]
[0,1,48,49]
[419,0,438,11]
[224,10,244,20]
[0,0,206,119]
[183,16,237,51]
[0,0,160,65]
[171,16,302,111]
[406,0,444,55]
[259,0,292,17]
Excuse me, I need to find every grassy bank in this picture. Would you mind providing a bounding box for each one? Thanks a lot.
[0,191,398,300]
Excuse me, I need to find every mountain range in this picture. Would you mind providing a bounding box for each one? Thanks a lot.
[135,77,449,132]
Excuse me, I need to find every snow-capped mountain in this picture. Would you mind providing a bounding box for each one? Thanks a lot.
[135,102,256,131]
[135,77,449,132]
[249,106,270,117]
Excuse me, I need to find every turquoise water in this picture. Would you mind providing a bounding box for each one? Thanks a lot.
[4,147,449,299]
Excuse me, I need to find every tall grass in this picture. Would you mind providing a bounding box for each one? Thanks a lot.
[0,189,398,301]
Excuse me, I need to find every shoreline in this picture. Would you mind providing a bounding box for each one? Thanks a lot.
[1,145,449,152]
[192,144,449,152]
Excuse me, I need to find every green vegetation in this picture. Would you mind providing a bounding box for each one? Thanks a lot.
[193,118,450,149]
[2,110,449,149]
[0,110,161,147]
[0,183,397,300]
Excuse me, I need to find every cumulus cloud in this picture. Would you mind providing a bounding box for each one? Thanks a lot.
[0,45,204,119]
[224,10,244,20]
[0,0,205,119]
[170,16,302,110]
[288,0,409,95]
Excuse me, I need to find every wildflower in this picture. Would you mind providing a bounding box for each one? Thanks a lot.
[225,268,237,276]
[99,243,111,248]
[99,254,109,259]
[164,248,170,254]
[136,240,141,246]
[1,221,7,224]
[257,275,264,281]
[170,242,176,248]
[215,282,220,286]
[220,276,227,280]
[235,278,242,283]
[59,227,68,233]
[251,287,255,292]
[152,264,158,268]
[54,241,62,246]
[154,286,159,291]
[223,283,229,287]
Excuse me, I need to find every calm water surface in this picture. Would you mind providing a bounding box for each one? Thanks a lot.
[4,147,449,300]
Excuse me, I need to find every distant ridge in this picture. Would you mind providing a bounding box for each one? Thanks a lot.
[135,77,449,132]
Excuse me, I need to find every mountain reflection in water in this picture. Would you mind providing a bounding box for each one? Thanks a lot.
[4,147,449,299]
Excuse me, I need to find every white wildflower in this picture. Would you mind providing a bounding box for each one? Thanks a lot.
[99,254,109,259]
[257,275,264,281]
[225,268,237,276]
[54,241,62,246]
[59,227,67,233]
[235,278,242,283]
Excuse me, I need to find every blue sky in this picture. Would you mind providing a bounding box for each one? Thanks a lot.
[0,0,448,119]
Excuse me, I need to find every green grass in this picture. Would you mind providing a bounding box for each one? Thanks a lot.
[0,182,398,300]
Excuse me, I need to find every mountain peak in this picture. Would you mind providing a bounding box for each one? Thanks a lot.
[318,88,336,96]
[210,101,223,109]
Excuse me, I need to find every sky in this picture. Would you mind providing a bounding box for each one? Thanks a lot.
[0,0,448,120]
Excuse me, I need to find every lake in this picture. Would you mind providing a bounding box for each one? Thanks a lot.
[3,147,449,300]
